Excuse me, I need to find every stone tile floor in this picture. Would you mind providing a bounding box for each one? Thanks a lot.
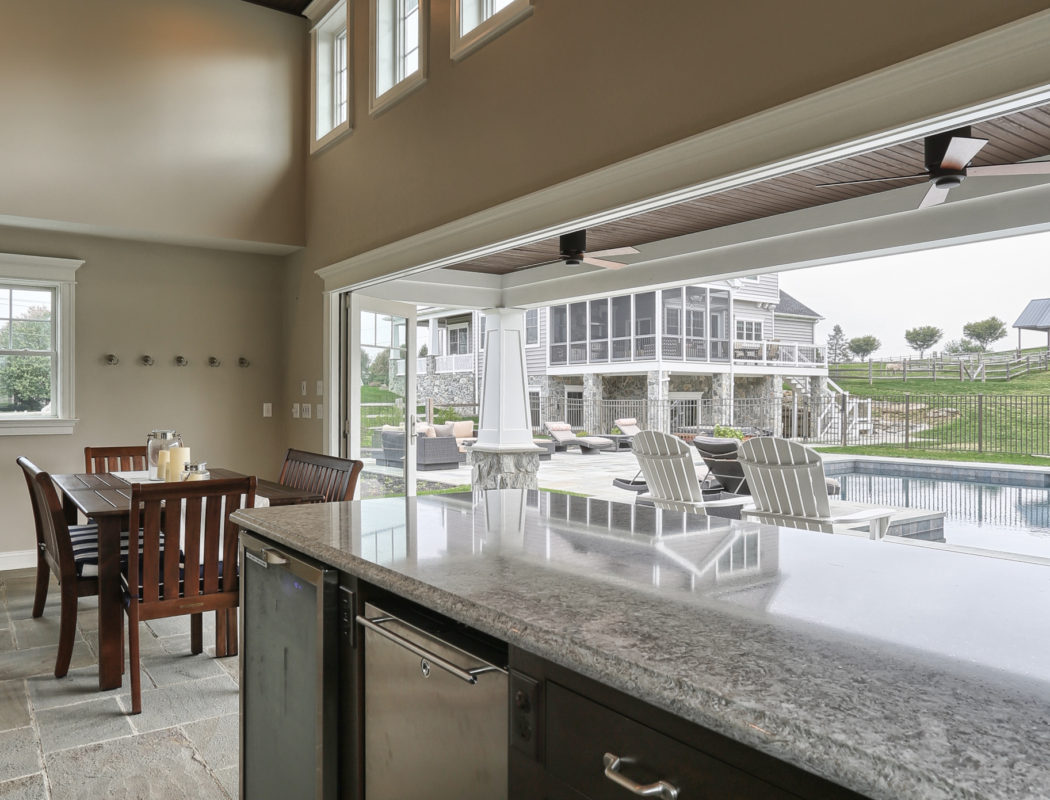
[0,568,239,799]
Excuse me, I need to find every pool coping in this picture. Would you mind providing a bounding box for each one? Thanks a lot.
[820,453,1050,487]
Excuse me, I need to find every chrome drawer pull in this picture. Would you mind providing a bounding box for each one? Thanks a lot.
[357,614,504,685]
[602,752,679,800]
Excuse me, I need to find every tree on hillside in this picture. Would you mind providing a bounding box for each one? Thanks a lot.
[826,324,852,363]
[943,338,983,355]
[904,325,943,359]
[962,316,1008,351]
[848,335,881,360]
[0,306,52,411]
[367,349,391,387]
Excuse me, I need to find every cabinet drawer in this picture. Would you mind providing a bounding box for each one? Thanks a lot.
[546,682,796,800]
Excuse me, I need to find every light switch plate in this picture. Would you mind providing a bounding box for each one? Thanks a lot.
[316,380,324,396]
[300,381,307,396]
[291,403,300,419]
[262,403,272,418]
[301,403,312,419]
[316,404,323,419]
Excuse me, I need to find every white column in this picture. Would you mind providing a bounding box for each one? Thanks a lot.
[472,308,542,489]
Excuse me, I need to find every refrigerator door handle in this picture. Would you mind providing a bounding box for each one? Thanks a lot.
[357,614,505,685]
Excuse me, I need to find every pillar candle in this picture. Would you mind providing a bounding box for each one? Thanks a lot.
[168,447,190,481]
[155,450,169,481]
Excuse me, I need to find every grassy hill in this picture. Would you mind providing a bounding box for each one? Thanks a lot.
[836,368,1050,397]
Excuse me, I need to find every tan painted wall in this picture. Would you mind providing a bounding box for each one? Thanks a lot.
[0,226,288,558]
[303,0,1050,269]
[0,0,307,248]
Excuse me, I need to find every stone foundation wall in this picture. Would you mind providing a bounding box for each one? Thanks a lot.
[603,375,646,399]
[417,367,476,406]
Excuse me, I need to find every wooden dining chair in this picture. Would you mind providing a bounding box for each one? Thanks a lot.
[17,457,102,678]
[84,445,149,473]
[278,448,363,502]
[124,476,255,714]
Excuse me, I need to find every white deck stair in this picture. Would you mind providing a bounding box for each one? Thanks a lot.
[786,376,871,442]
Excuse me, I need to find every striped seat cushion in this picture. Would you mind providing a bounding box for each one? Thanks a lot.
[70,527,164,578]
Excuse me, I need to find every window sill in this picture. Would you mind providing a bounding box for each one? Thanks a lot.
[370,72,427,118]
[311,120,352,155]
[451,1,533,62]
[0,417,78,436]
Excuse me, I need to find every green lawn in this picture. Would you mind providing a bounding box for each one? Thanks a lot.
[836,369,1050,397]
[361,385,398,403]
[814,444,1050,467]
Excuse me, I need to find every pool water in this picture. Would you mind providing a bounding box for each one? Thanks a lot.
[835,472,1050,560]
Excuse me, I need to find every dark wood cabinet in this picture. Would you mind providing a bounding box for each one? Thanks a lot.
[509,647,867,800]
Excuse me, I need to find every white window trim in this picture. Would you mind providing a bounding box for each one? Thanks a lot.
[0,253,81,436]
[447,320,470,355]
[736,317,764,341]
[370,0,428,117]
[308,0,352,154]
[525,308,540,348]
[450,0,532,62]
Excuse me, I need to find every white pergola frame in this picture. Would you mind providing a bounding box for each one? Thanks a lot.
[320,11,1050,454]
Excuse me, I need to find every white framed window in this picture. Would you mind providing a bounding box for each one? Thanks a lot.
[0,254,81,435]
[447,321,470,355]
[451,0,532,61]
[525,308,539,347]
[308,0,352,153]
[736,319,763,341]
[371,0,427,116]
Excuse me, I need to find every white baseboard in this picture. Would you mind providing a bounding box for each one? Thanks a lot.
[0,549,37,572]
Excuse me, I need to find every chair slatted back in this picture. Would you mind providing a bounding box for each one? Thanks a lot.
[128,477,255,609]
[279,449,363,502]
[84,446,149,474]
[693,437,748,494]
[738,437,831,519]
[632,431,704,503]
[17,457,78,582]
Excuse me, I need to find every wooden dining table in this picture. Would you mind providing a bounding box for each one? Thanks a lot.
[51,469,322,690]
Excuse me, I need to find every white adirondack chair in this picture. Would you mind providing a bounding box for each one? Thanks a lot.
[632,430,749,515]
[738,437,893,539]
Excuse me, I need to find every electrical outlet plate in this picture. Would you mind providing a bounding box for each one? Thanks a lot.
[316,380,324,396]
[291,403,300,419]
[316,404,323,419]
[262,402,272,418]
[302,403,312,419]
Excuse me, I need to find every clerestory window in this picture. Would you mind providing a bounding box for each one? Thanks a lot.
[310,1,351,152]
[371,0,427,115]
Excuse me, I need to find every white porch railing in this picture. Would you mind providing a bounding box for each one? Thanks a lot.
[732,340,826,367]
[434,353,474,373]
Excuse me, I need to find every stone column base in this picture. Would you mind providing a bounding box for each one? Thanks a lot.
[471,445,542,489]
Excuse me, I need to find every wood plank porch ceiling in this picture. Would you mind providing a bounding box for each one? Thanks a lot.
[448,104,1050,275]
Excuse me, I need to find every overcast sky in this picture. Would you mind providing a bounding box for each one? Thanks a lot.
[778,230,1050,359]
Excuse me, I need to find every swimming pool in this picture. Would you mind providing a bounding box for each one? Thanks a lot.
[824,459,1050,560]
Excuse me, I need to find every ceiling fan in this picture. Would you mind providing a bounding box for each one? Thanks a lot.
[818,126,1050,208]
[558,230,638,270]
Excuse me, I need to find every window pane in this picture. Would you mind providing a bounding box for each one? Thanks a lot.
[611,296,631,338]
[12,289,51,319]
[525,309,538,345]
[550,306,567,344]
[635,292,655,336]
[0,354,53,413]
[569,302,587,342]
[10,320,51,351]
[0,290,9,320]
[589,299,608,339]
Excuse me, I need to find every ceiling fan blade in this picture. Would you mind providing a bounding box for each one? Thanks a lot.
[939,136,988,170]
[587,246,639,258]
[816,173,927,187]
[968,161,1050,177]
[918,183,952,209]
[581,256,625,270]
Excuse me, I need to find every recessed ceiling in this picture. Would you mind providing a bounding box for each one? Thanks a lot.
[239,0,310,16]
[448,104,1050,275]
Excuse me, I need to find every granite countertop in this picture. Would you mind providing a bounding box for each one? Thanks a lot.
[232,489,1050,800]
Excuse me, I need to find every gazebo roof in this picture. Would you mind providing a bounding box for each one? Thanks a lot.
[1013,299,1050,331]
